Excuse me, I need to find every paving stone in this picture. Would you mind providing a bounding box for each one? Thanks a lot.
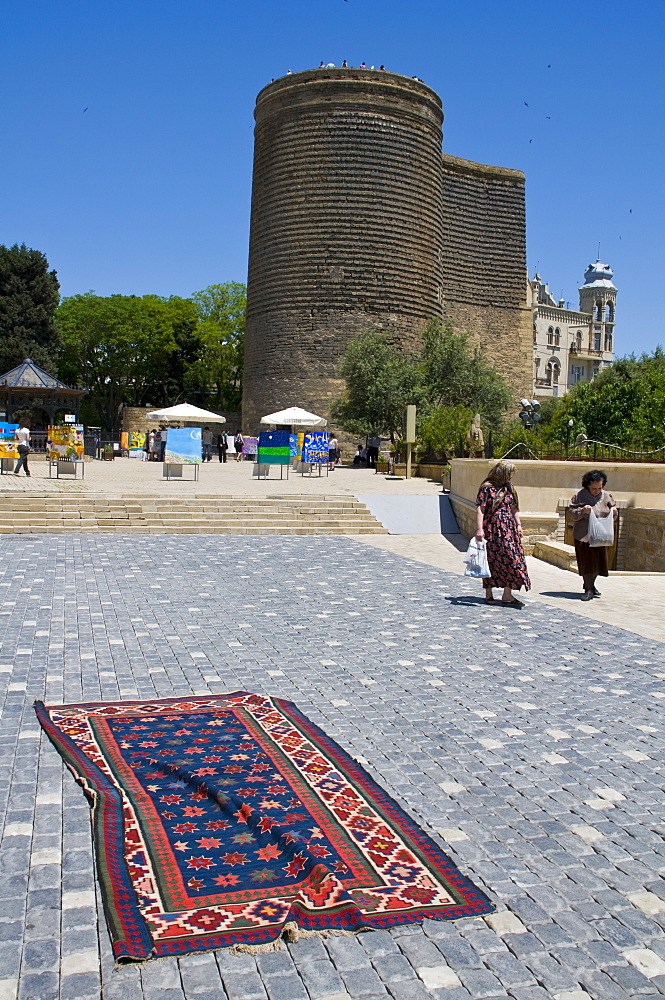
[1,535,664,1000]
[263,975,308,1000]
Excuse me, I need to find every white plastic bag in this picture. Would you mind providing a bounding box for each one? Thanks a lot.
[588,505,614,547]
[464,537,491,578]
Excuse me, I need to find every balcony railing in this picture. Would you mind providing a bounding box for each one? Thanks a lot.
[570,345,604,357]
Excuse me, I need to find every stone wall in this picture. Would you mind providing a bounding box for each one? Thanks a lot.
[451,458,665,511]
[624,508,665,572]
[243,69,445,434]
[440,154,533,401]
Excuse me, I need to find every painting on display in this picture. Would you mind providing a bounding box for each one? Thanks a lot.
[257,430,290,465]
[48,425,84,461]
[241,436,258,456]
[128,431,146,457]
[302,431,329,465]
[289,434,300,459]
[0,424,19,461]
[164,427,202,465]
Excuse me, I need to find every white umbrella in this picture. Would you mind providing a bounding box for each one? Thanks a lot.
[260,406,327,427]
[146,403,226,423]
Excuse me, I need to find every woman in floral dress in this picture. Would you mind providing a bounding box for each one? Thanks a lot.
[475,461,530,607]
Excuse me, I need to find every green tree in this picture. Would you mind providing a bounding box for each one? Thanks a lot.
[420,405,475,460]
[57,293,198,430]
[0,244,60,374]
[423,320,513,425]
[560,351,665,447]
[187,283,246,411]
[331,330,427,440]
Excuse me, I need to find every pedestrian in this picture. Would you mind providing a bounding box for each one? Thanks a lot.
[475,460,530,607]
[201,427,213,462]
[342,60,348,68]
[217,431,228,463]
[367,434,380,468]
[13,420,31,476]
[379,65,386,71]
[319,61,325,68]
[568,470,618,601]
[328,435,339,471]
[148,429,157,461]
[233,429,244,462]
[159,426,168,461]
[360,62,366,69]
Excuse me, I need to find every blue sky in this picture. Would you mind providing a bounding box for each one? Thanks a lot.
[3,0,663,356]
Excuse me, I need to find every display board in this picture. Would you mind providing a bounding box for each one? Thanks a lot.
[128,431,146,457]
[164,427,202,464]
[257,430,290,465]
[302,431,329,465]
[289,432,305,460]
[242,436,258,456]
[0,424,19,460]
[48,425,84,461]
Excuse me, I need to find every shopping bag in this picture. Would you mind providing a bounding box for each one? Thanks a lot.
[464,538,491,577]
[588,505,614,547]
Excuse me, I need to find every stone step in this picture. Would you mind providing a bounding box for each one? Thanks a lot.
[533,540,577,572]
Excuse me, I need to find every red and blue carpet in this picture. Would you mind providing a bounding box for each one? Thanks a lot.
[35,692,492,961]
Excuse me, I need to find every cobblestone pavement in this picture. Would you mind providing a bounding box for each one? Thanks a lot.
[1,535,664,1000]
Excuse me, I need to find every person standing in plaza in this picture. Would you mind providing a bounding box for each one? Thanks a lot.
[233,430,244,461]
[328,435,339,471]
[569,470,617,601]
[217,431,228,463]
[475,460,530,607]
[201,427,213,462]
[367,434,380,468]
[159,426,168,461]
[148,429,157,461]
[13,420,31,476]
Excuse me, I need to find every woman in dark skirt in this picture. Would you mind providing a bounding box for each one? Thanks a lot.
[569,470,617,601]
[475,461,531,607]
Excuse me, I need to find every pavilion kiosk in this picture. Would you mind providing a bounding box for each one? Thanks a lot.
[147,403,226,481]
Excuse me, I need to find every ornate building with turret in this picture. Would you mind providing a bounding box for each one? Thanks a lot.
[531,260,616,398]
[242,68,533,431]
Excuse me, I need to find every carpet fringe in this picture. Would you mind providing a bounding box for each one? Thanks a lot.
[231,921,360,954]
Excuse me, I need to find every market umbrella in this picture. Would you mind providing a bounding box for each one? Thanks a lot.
[259,406,327,427]
[146,403,226,423]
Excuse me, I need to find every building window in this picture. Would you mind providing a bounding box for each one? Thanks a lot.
[594,331,601,351]
[547,326,554,346]
[595,302,603,321]
[593,362,601,378]
[575,331,582,351]
[546,360,560,386]
[605,334,613,352]
[572,365,583,384]
[605,302,614,322]
[554,327,561,346]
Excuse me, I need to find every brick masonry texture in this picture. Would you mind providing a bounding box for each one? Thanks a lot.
[1,534,665,999]
[243,69,532,432]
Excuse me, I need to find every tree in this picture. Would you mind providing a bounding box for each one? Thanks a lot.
[57,293,198,430]
[187,283,246,411]
[560,349,665,448]
[0,244,60,374]
[420,405,475,460]
[331,330,427,440]
[423,320,513,425]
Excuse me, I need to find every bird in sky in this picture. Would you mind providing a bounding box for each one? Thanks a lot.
[524,101,529,107]
[529,139,533,143]
[547,64,551,68]
[83,107,88,112]
[630,209,633,214]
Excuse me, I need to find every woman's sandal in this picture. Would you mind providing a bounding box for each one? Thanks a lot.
[501,598,524,608]
[484,595,495,605]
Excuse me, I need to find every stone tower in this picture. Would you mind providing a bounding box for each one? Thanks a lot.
[578,259,617,355]
[242,68,532,430]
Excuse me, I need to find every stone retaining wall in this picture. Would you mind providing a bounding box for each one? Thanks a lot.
[623,508,665,572]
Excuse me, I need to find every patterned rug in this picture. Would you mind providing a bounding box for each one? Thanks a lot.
[35,692,492,961]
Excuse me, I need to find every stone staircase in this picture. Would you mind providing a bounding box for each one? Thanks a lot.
[0,494,387,535]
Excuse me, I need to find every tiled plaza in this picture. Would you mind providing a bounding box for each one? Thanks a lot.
[1,534,664,1000]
